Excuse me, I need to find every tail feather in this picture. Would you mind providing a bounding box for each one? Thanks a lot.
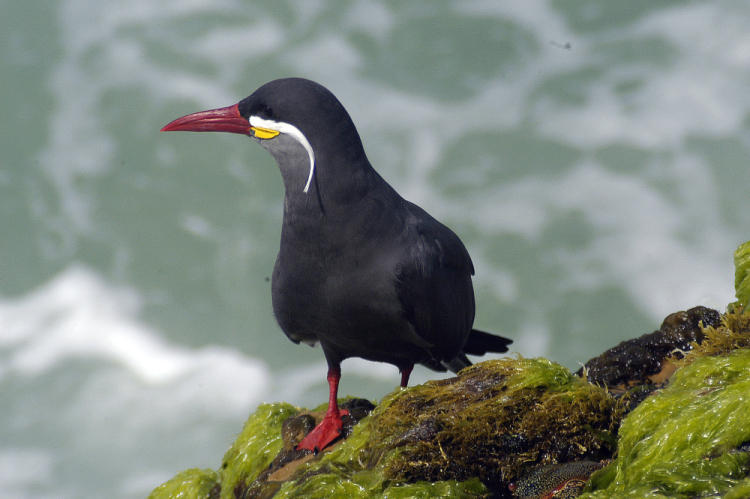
[462,329,512,356]
[434,330,513,375]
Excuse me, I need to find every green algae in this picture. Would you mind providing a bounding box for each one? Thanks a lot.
[148,468,219,499]
[725,477,750,499]
[219,402,299,498]
[148,403,299,499]
[736,240,750,307]
[582,348,750,498]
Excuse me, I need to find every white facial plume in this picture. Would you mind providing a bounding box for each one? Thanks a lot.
[249,115,315,193]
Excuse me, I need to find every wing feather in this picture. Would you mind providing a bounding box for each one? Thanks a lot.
[395,202,475,361]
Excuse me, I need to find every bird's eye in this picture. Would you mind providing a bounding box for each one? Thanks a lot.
[258,104,274,119]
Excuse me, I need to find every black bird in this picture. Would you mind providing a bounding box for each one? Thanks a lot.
[161,78,512,452]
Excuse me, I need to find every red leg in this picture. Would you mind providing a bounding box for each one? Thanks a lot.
[296,366,349,452]
[399,364,414,388]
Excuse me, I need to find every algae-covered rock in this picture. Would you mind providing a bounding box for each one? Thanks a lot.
[674,306,750,365]
[146,402,303,499]
[582,347,750,498]
[241,397,376,498]
[219,403,299,498]
[270,358,619,497]
[149,359,620,498]
[371,358,618,487]
[577,306,721,388]
[735,241,750,307]
[149,468,219,499]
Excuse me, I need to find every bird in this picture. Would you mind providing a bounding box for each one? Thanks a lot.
[161,78,512,452]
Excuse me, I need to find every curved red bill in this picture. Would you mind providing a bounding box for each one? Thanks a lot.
[161,103,250,135]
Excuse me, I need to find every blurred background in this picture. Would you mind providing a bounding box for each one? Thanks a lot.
[2,0,750,497]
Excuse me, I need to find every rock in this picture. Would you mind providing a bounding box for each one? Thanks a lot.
[150,303,750,498]
[581,344,750,498]
[509,461,606,498]
[241,398,375,498]
[148,468,219,499]
[577,306,721,389]
[151,359,622,498]
[735,241,750,307]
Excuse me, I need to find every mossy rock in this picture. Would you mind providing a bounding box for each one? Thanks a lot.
[363,357,619,488]
[150,358,620,497]
[149,341,750,498]
[149,468,219,499]
[735,240,750,308]
[675,306,750,364]
[583,346,750,498]
[220,402,299,498]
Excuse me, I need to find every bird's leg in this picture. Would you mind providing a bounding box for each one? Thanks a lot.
[296,366,349,453]
[399,364,414,387]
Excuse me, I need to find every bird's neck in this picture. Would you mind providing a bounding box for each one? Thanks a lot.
[282,156,382,226]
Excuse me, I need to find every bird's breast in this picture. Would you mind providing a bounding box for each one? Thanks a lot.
[271,234,405,347]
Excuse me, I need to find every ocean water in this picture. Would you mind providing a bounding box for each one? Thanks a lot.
[2,1,750,497]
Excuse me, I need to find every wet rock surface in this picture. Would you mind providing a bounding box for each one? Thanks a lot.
[577,305,721,388]
[509,461,606,498]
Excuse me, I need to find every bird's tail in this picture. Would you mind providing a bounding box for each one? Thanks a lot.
[441,329,513,373]
[462,329,513,355]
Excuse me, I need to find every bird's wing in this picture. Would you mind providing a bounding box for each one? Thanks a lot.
[394,202,476,361]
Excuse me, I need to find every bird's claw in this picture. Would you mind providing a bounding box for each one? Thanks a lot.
[296,409,349,453]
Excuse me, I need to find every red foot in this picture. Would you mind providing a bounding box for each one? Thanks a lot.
[296,409,349,452]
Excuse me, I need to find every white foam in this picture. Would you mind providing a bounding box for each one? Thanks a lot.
[38,0,243,248]
[531,4,750,147]
[192,24,285,60]
[0,266,269,412]
[470,161,735,317]
[511,321,551,359]
[282,34,362,77]
[0,265,276,498]
[343,1,394,38]
[180,214,215,239]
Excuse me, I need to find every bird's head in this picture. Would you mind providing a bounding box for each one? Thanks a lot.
[161,78,364,194]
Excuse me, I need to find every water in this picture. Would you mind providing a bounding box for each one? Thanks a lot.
[2,1,749,497]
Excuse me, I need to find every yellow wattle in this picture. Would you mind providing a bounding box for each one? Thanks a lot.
[252,126,280,139]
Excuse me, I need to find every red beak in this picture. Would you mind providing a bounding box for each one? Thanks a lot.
[161,103,250,135]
